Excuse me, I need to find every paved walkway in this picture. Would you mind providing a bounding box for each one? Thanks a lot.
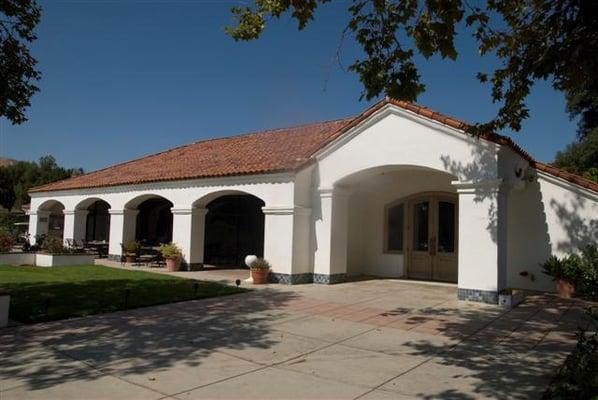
[0,274,592,399]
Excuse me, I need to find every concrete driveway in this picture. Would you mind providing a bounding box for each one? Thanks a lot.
[0,277,590,400]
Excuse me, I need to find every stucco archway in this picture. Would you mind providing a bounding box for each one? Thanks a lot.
[124,194,174,246]
[80,199,111,243]
[35,199,66,242]
[320,165,460,282]
[199,193,265,268]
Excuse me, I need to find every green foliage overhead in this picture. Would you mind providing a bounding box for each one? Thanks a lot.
[554,88,598,182]
[227,0,598,136]
[0,155,83,211]
[554,131,598,183]
[0,0,42,125]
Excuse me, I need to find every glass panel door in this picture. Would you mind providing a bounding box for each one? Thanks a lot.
[437,201,455,253]
[413,201,429,251]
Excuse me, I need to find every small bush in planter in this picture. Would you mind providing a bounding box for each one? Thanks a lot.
[0,228,12,252]
[158,243,182,271]
[249,258,271,284]
[542,254,585,298]
[124,241,142,254]
[123,241,141,263]
[43,234,68,254]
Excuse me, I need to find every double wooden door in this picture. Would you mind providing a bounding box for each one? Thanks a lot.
[407,195,458,282]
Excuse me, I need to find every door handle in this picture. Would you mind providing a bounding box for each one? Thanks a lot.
[429,237,437,255]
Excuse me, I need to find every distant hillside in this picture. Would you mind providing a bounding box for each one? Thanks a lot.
[0,157,18,167]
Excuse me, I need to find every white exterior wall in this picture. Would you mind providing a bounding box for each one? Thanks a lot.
[507,171,598,291]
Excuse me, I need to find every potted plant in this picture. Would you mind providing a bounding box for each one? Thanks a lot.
[159,243,182,272]
[123,241,141,263]
[249,258,271,284]
[542,254,584,298]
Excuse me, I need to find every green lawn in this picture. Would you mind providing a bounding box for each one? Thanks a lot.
[0,265,246,323]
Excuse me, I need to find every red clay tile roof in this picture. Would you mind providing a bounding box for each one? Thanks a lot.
[29,118,354,192]
[30,98,598,193]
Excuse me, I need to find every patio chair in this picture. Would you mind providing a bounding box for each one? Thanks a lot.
[65,239,84,252]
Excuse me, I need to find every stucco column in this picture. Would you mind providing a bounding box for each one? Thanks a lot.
[62,209,89,245]
[262,206,312,284]
[262,206,296,280]
[108,209,138,260]
[313,188,349,284]
[27,210,50,245]
[171,207,207,270]
[453,179,507,303]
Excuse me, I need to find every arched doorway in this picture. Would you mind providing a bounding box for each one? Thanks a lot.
[135,197,173,245]
[85,200,111,242]
[37,200,65,241]
[204,195,265,267]
[338,165,459,282]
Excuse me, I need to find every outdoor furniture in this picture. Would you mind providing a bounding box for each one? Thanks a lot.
[86,240,108,258]
[65,239,84,252]
[139,247,165,267]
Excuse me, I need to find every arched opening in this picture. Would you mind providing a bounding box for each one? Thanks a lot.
[338,165,459,282]
[84,200,111,242]
[37,200,65,241]
[204,194,265,267]
[135,197,173,245]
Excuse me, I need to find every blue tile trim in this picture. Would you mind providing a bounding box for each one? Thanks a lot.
[458,288,498,304]
[313,273,347,284]
[269,272,313,284]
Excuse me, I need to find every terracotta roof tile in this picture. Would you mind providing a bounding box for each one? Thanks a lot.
[30,98,598,194]
[30,118,353,192]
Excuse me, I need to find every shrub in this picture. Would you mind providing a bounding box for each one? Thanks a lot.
[579,245,598,298]
[158,243,182,259]
[542,254,585,282]
[124,241,141,254]
[544,308,598,399]
[0,228,12,252]
[249,258,271,270]
[43,234,67,254]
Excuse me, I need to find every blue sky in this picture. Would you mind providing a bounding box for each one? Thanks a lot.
[0,0,577,171]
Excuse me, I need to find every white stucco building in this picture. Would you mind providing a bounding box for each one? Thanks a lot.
[28,99,598,303]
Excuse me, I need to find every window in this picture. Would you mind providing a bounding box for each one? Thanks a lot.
[437,201,455,253]
[413,201,429,251]
[386,203,404,252]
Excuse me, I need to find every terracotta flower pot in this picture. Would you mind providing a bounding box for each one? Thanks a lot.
[166,257,181,272]
[251,268,269,284]
[556,278,575,298]
[125,255,136,264]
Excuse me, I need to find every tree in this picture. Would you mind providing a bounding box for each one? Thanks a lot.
[554,132,598,182]
[0,0,42,125]
[227,0,598,135]
[551,85,598,181]
[0,156,82,211]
